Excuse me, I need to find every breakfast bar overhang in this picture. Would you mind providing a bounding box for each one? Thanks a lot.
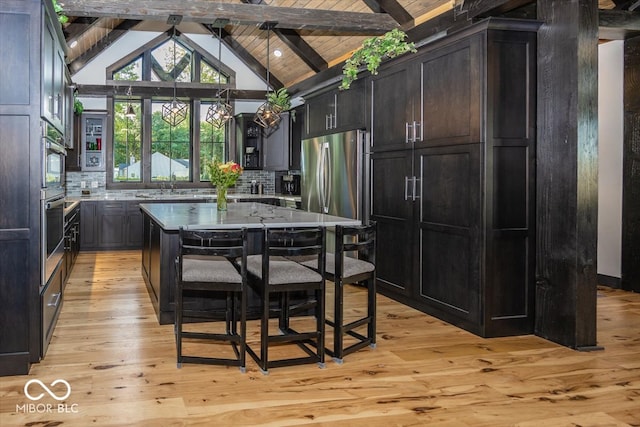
[140,201,360,324]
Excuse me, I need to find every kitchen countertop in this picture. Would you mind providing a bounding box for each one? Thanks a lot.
[140,202,359,231]
[66,192,301,202]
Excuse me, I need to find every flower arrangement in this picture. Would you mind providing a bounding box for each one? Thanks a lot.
[206,158,243,188]
[205,158,242,211]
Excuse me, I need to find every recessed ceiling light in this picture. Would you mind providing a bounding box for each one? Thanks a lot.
[69,40,78,48]
[273,49,282,57]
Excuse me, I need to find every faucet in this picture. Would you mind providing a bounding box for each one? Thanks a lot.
[170,174,176,193]
[160,182,166,194]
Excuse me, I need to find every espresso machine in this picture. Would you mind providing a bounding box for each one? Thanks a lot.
[281,174,300,195]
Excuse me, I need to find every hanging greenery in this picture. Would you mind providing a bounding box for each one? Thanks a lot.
[52,0,69,24]
[340,28,417,90]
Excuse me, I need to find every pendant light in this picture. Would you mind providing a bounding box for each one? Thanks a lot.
[254,22,281,129]
[206,21,233,129]
[124,86,136,119]
[161,27,188,127]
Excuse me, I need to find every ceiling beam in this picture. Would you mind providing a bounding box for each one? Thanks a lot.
[60,0,398,33]
[201,23,284,90]
[68,19,141,75]
[274,28,328,72]
[63,16,99,41]
[362,0,414,26]
[76,83,267,100]
[599,9,640,39]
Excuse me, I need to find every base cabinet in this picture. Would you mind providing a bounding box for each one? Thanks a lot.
[81,200,147,250]
[41,260,63,358]
[371,19,538,337]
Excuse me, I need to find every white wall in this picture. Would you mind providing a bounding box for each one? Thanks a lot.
[597,40,624,279]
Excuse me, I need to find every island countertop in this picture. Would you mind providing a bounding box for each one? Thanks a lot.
[140,201,360,231]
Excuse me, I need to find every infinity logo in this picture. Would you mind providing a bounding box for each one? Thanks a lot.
[24,379,71,401]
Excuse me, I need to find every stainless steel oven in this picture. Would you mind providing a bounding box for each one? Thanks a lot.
[42,121,66,198]
[42,193,65,287]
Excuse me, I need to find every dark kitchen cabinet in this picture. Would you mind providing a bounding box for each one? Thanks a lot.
[371,19,538,338]
[41,259,63,358]
[81,200,145,250]
[0,0,69,375]
[63,203,80,288]
[235,113,263,170]
[263,111,291,171]
[304,79,365,138]
[289,106,304,170]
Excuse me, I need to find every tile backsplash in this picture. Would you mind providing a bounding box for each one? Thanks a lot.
[65,170,276,197]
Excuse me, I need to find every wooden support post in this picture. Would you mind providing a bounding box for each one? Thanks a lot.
[535,0,599,349]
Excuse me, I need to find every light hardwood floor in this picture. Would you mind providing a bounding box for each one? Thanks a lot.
[1,250,639,426]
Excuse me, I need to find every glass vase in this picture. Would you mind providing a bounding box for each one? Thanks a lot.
[217,186,227,211]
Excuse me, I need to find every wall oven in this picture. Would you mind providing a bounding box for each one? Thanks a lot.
[41,121,66,287]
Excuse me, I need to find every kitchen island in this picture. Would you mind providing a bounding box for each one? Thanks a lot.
[140,202,359,324]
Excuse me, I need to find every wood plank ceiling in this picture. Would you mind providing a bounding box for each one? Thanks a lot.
[58,0,633,95]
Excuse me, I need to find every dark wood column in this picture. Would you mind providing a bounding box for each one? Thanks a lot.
[535,0,599,349]
[622,36,640,293]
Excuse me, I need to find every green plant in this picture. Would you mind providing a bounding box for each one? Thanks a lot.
[340,28,417,90]
[73,97,84,115]
[267,87,291,111]
[52,0,68,24]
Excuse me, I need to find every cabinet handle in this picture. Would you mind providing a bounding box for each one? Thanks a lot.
[325,114,330,130]
[412,177,419,201]
[48,292,61,308]
[405,122,412,144]
[404,176,410,201]
[331,113,336,129]
[413,121,422,142]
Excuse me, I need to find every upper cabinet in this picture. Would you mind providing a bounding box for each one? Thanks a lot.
[304,79,365,138]
[263,111,291,171]
[41,5,67,132]
[235,113,263,170]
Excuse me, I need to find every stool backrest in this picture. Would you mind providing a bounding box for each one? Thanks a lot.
[179,227,248,261]
[336,222,376,264]
[263,227,326,283]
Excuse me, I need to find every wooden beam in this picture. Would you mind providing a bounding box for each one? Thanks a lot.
[76,82,266,100]
[60,0,398,33]
[68,19,141,75]
[63,16,99,41]
[362,0,414,26]
[599,9,640,39]
[274,28,328,72]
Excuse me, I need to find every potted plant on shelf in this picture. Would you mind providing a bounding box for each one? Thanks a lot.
[267,87,291,113]
[206,158,243,211]
[340,28,417,90]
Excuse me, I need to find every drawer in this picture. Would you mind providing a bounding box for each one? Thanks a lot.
[41,262,63,358]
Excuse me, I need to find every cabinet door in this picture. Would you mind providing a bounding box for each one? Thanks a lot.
[263,112,290,171]
[97,202,126,248]
[335,79,365,132]
[415,144,482,328]
[370,61,418,152]
[235,114,262,169]
[289,106,304,170]
[41,18,55,123]
[370,150,415,298]
[52,46,65,129]
[81,113,107,171]
[419,35,482,146]
[126,201,144,248]
[305,90,335,137]
[80,202,97,249]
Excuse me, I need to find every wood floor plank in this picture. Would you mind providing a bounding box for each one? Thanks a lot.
[1,250,639,426]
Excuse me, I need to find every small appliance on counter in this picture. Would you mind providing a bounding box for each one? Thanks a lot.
[281,174,300,195]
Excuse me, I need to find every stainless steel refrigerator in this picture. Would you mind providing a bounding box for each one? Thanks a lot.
[301,129,369,221]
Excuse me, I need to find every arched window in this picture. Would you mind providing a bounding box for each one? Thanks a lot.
[107,29,235,189]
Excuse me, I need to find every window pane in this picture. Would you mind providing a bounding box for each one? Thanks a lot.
[201,59,228,85]
[151,101,191,181]
[151,39,192,82]
[113,57,142,81]
[113,101,142,182]
[199,103,227,181]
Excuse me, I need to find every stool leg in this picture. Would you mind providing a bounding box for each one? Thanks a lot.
[333,278,344,363]
[239,287,247,373]
[259,285,270,374]
[368,276,377,348]
[175,282,183,368]
[317,285,326,367]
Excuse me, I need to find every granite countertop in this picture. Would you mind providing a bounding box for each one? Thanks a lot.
[66,192,301,203]
[140,202,359,231]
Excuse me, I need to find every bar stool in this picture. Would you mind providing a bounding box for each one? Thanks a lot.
[174,227,248,372]
[301,222,376,363]
[245,227,326,374]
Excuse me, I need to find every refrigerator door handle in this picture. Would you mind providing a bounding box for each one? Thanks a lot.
[325,143,332,213]
[321,142,330,213]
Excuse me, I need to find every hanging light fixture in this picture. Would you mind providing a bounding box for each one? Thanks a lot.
[206,21,233,129]
[161,27,188,127]
[124,86,136,119]
[254,22,281,129]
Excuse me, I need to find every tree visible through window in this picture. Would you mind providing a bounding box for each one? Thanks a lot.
[151,101,190,182]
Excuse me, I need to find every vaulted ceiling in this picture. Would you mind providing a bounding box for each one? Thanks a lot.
[58,0,638,96]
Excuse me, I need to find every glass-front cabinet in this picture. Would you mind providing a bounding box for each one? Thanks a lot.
[81,112,107,171]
